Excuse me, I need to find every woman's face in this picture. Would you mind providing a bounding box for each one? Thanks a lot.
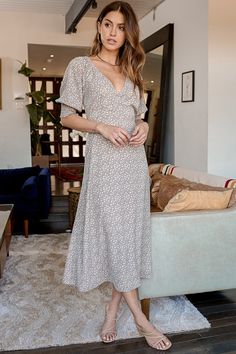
[98,11,126,51]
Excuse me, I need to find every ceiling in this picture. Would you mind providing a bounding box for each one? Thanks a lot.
[0,0,164,18]
[27,44,163,77]
[28,44,164,92]
[1,0,165,81]
[28,44,91,77]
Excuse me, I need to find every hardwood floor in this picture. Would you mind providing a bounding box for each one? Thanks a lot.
[6,173,236,354]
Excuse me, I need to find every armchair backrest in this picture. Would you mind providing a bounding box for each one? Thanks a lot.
[0,166,41,193]
[0,166,51,219]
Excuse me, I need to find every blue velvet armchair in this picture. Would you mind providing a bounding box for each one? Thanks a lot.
[0,166,51,237]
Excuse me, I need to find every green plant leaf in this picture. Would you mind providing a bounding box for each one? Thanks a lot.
[18,61,34,77]
[26,103,41,125]
[43,110,52,122]
[31,91,46,104]
[30,130,40,156]
[43,111,61,127]
[47,94,59,102]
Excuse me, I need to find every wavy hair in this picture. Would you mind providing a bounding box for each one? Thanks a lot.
[89,1,146,96]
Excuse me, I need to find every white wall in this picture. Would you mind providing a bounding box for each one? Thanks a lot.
[208,0,236,177]
[140,0,209,171]
[0,11,96,168]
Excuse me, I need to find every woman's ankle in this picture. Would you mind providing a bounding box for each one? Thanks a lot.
[107,301,119,313]
[133,312,148,325]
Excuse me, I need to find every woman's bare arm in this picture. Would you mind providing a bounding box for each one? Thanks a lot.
[61,114,99,133]
[61,114,130,147]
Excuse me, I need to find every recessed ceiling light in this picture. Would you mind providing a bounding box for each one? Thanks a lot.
[43,67,47,71]
[150,80,154,83]
[50,54,54,58]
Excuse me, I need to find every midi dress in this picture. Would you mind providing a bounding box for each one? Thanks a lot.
[57,56,152,292]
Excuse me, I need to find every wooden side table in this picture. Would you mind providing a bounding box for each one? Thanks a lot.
[0,204,13,278]
[68,187,81,229]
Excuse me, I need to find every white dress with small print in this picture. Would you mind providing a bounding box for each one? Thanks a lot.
[57,56,152,292]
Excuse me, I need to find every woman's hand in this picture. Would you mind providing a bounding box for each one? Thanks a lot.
[129,121,149,146]
[97,122,131,147]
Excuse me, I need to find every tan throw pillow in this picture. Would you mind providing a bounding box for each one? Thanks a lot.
[157,177,232,210]
[228,189,236,208]
[164,189,233,212]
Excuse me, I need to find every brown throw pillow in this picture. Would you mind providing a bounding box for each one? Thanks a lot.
[150,173,181,206]
[148,164,163,178]
[151,205,162,212]
[157,176,234,211]
[164,189,233,212]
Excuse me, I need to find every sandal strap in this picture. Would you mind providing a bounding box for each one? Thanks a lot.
[135,323,172,350]
[152,337,172,349]
[100,305,117,340]
[101,328,117,335]
[104,304,117,321]
[136,324,167,340]
[104,316,117,322]
[140,331,166,341]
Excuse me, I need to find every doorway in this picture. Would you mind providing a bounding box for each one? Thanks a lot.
[141,24,174,164]
[28,44,90,164]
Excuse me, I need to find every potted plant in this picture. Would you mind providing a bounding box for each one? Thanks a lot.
[18,61,61,155]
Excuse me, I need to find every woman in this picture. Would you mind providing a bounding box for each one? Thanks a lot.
[57,1,172,351]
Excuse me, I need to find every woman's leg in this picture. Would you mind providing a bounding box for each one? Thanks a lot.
[100,285,123,342]
[122,289,172,351]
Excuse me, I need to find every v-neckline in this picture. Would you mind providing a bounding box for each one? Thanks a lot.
[86,56,127,95]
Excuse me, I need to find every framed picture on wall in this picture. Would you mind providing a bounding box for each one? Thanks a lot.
[0,59,2,109]
[181,70,195,102]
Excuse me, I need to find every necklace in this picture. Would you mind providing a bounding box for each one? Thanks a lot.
[97,54,119,66]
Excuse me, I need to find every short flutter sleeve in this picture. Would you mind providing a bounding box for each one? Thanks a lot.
[134,86,148,119]
[56,57,84,118]
[136,96,148,117]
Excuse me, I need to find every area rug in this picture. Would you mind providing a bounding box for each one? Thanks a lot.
[0,234,210,351]
[51,165,84,181]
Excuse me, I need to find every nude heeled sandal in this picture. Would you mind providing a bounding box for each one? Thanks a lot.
[136,323,172,351]
[100,304,117,343]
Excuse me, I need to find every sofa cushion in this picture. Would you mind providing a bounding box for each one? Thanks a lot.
[164,189,233,212]
[157,176,234,211]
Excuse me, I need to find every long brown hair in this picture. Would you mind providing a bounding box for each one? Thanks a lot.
[90,1,146,96]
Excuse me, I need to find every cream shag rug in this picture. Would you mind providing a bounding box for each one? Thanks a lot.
[0,234,210,351]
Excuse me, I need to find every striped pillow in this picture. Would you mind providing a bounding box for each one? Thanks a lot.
[159,164,177,175]
[225,179,236,189]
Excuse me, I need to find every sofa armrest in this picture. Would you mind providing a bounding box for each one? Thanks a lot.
[38,168,51,218]
[21,176,38,200]
[138,205,236,299]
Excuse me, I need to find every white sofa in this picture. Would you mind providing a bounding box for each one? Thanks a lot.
[138,164,236,310]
